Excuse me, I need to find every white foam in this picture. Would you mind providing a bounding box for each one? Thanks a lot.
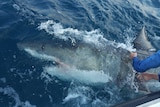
[63,85,93,105]
[126,71,139,93]
[116,41,135,52]
[63,93,80,103]
[38,20,135,51]
[38,20,108,47]
[0,86,36,107]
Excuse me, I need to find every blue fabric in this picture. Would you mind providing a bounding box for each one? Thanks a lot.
[132,50,160,72]
[158,73,160,82]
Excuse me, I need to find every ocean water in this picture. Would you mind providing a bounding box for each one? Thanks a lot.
[1,0,160,107]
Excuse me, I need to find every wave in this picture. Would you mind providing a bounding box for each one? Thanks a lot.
[128,0,160,20]
[3,0,160,106]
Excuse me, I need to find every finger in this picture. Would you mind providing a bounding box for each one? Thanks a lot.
[136,74,144,81]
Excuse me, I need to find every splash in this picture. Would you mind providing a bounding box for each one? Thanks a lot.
[63,85,94,106]
[38,20,135,51]
[38,20,107,47]
[62,82,118,107]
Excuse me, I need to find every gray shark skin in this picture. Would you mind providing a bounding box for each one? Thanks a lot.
[134,27,156,60]
[17,38,130,80]
[17,27,159,92]
[134,27,156,52]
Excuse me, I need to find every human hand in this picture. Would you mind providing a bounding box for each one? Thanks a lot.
[136,73,157,81]
[130,52,137,59]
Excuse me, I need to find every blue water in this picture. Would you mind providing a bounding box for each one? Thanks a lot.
[1,0,160,107]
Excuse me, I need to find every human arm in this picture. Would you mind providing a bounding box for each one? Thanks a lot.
[131,51,160,72]
[137,73,160,82]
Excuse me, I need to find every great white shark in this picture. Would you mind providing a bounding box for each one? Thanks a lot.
[17,27,160,92]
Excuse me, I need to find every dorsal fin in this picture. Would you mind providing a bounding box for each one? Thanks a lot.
[134,27,156,52]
